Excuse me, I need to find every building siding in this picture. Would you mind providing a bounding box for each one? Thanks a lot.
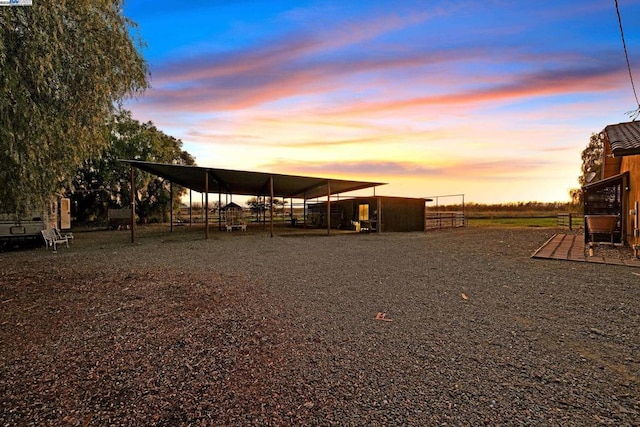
[308,196,426,232]
[621,156,640,242]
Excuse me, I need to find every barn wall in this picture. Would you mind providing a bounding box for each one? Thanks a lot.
[308,197,425,232]
[378,197,425,232]
[620,156,640,242]
[602,139,622,179]
[307,201,348,229]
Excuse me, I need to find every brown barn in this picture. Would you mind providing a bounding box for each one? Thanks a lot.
[308,196,427,232]
[583,121,640,247]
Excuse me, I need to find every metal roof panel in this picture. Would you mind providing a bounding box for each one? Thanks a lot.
[121,160,386,199]
[605,121,640,157]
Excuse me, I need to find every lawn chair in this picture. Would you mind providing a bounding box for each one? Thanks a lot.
[41,229,69,252]
[53,228,74,244]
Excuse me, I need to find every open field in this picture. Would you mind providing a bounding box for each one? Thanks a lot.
[1,225,639,425]
[468,216,583,228]
[431,203,583,229]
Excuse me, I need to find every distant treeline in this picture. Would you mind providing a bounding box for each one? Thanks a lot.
[430,201,580,218]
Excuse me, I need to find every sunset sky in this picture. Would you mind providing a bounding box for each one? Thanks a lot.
[123,0,640,204]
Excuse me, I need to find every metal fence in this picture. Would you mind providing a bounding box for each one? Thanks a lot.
[557,213,582,230]
[425,211,466,230]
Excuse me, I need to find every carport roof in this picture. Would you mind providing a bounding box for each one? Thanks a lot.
[121,160,386,199]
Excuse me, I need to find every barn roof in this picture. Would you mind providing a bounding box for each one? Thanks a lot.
[121,160,385,199]
[221,201,243,210]
[604,121,640,157]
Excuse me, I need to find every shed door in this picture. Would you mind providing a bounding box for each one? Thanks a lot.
[358,204,369,221]
[60,198,71,229]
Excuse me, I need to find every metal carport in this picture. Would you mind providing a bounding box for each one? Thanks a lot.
[121,160,386,241]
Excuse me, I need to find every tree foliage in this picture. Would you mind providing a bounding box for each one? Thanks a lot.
[71,109,195,224]
[579,132,604,187]
[568,132,604,209]
[0,1,148,216]
[246,197,266,220]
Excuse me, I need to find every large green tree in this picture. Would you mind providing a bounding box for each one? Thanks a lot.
[0,1,148,216]
[569,132,605,208]
[579,132,604,186]
[72,109,195,224]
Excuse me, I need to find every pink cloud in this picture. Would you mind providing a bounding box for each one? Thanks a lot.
[139,45,483,114]
[259,158,552,181]
[330,62,624,116]
[153,8,437,86]
[134,44,623,120]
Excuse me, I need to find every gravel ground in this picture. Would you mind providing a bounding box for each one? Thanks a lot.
[1,225,639,426]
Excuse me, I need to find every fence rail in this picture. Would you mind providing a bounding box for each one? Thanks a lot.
[425,211,466,230]
[557,213,581,230]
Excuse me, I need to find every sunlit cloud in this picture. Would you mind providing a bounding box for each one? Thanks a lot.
[259,157,553,181]
[330,62,624,116]
[135,44,623,120]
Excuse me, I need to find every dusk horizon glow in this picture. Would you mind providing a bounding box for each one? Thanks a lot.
[124,0,640,204]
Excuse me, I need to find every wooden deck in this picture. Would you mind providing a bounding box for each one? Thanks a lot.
[532,233,640,267]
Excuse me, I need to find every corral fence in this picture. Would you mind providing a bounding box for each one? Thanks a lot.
[424,193,466,231]
[425,211,466,230]
[557,213,582,230]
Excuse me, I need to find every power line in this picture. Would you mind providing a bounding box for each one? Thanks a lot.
[615,0,640,120]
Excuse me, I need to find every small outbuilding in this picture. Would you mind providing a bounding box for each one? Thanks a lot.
[583,120,640,247]
[221,201,245,231]
[308,196,428,232]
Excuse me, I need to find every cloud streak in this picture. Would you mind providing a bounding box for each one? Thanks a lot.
[261,157,552,181]
[138,25,624,119]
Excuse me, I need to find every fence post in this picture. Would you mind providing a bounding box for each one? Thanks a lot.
[569,213,572,230]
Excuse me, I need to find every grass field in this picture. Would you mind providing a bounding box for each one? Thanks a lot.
[468,215,583,228]
[431,203,584,229]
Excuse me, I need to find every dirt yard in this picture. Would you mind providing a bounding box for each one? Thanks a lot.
[1,225,639,426]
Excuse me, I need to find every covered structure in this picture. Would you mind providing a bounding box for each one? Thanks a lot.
[308,196,428,232]
[121,160,385,241]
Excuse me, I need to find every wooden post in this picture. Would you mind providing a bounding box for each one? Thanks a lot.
[327,181,331,236]
[130,165,135,243]
[270,176,274,238]
[189,189,192,226]
[170,181,174,233]
[462,194,466,227]
[218,192,222,231]
[205,172,209,239]
[377,197,381,233]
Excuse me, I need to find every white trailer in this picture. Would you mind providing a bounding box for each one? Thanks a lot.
[0,197,71,250]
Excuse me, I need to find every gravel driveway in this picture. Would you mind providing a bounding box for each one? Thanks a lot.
[1,226,638,426]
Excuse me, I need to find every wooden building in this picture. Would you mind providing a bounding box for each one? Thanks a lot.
[308,196,427,232]
[583,121,640,247]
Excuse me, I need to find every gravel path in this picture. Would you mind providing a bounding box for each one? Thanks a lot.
[1,226,639,426]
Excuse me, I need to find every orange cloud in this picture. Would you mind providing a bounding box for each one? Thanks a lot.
[258,157,553,181]
[328,63,624,116]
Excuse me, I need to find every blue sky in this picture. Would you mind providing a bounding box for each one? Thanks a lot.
[123,0,640,203]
